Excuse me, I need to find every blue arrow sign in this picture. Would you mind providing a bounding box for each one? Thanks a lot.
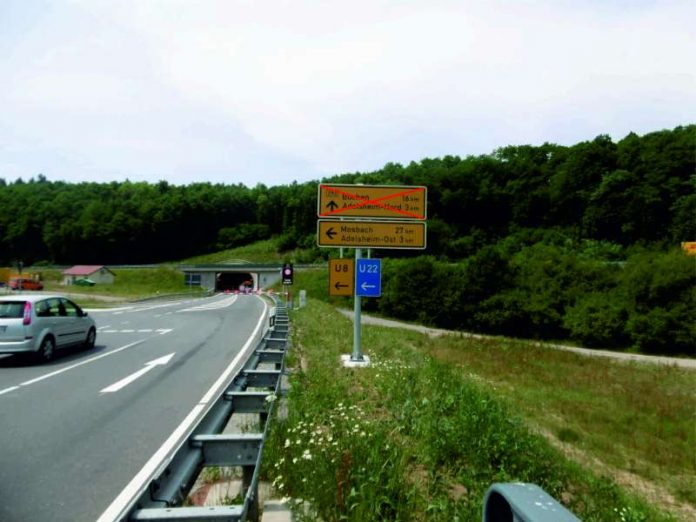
[356,259,381,297]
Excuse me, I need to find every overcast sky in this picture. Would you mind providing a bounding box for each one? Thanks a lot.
[1,0,694,187]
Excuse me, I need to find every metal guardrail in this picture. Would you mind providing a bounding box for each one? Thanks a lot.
[105,299,578,521]
[115,300,290,522]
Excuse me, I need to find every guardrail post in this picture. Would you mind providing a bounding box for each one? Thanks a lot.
[243,466,259,522]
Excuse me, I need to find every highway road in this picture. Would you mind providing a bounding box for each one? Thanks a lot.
[0,293,270,522]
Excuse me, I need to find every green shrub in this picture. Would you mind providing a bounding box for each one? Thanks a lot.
[216,223,270,249]
[620,250,695,353]
[564,292,629,347]
[474,290,533,336]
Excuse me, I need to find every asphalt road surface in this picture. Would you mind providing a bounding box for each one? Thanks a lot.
[0,293,269,522]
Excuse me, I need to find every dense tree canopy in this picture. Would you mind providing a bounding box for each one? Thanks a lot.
[1,125,693,265]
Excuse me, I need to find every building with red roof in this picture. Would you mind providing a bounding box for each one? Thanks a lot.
[62,265,115,285]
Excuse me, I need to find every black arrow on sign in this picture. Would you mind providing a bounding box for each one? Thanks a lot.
[325,227,337,240]
[334,282,349,290]
[326,200,339,211]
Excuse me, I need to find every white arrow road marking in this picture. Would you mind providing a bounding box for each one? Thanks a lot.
[19,340,145,387]
[100,353,175,394]
[156,328,172,335]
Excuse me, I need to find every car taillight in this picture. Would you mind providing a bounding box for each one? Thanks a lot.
[23,302,32,325]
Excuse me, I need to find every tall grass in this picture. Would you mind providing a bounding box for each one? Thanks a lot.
[180,238,311,264]
[264,299,676,521]
[430,335,696,509]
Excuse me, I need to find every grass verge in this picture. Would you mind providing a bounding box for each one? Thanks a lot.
[264,299,684,521]
[32,266,206,302]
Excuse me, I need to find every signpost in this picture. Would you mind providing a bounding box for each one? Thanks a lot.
[317,184,428,365]
[329,259,354,297]
[356,259,381,297]
[318,184,427,220]
[317,220,426,249]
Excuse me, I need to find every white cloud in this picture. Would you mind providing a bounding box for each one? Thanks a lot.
[1,0,694,185]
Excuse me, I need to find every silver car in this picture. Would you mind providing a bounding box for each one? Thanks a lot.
[0,294,97,362]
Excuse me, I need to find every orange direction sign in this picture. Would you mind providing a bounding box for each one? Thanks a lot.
[682,242,696,256]
[329,258,354,296]
[318,220,426,249]
[318,184,427,220]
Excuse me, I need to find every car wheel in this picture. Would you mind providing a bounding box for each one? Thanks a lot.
[38,336,56,362]
[84,328,96,350]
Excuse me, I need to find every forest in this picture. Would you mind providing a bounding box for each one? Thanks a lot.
[1,124,694,353]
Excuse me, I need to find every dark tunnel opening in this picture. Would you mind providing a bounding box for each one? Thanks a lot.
[216,272,254,292]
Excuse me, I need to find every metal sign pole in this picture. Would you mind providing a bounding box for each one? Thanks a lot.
[351,248,363,361]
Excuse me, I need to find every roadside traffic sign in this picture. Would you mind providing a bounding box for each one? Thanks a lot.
[318,184,427,220]
[329,259,354,296]
[317,220,426,249]
[356,259,381,297]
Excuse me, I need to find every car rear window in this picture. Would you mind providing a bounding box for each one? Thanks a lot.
[0,301,26,318]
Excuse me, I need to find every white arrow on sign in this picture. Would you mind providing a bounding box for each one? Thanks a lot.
[361,282,376,291]
[100,353,175,394]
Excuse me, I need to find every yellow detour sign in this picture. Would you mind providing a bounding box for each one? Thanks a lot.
[318,220,426,249]
[682,242,696,256]
[329,259,354,296]
[318,184,427,220]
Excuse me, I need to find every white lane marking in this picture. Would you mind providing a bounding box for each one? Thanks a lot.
[125,299,207,313]
[95,404,206,522]
[90,298,217,316]
[0,386,20,396]
[97,328,172,335]
[97,326,111,331]
[86,307,134,313]
[200,298,267,405]
[96,297,269,521]
[100,353,175,393]
[177,295,238,313]
[19,340,145,387]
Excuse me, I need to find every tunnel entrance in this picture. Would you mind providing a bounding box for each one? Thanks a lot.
[216,272,254,293]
